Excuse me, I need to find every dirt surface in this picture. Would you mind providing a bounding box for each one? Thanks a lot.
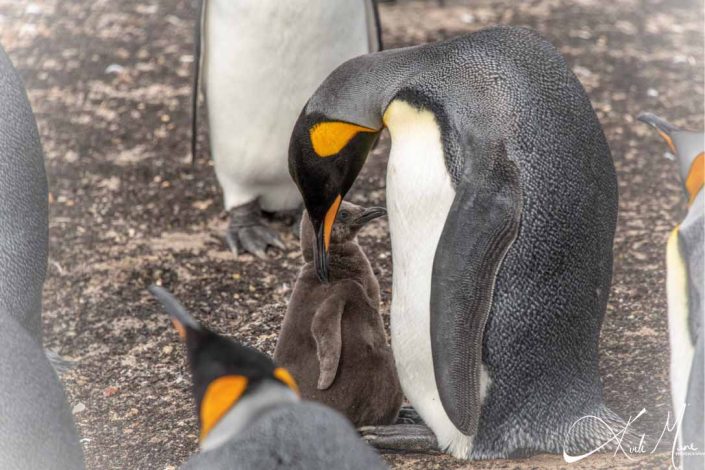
[0,0,702,468]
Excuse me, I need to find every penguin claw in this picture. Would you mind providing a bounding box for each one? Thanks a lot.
[359,424,439,454]
[225,202,286,258]
[396,405,425,425]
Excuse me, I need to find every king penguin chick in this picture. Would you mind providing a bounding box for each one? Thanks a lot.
[148,285,387,470]
[639,112,703,470]
[0,45,84,469]
[192,0,381,258]
[274,201,402,427]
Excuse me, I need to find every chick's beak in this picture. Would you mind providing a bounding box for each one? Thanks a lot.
[352,206,387,226]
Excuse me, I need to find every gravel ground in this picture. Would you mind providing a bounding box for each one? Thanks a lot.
[0,0,702,468]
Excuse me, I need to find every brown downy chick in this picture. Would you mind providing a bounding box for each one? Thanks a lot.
[274,201,402,427]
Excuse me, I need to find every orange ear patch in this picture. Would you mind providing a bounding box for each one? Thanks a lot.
[199,375,248,441]
[686,152,704,205]
[274,368,299,395]
[323,195,342,251]
[309,121,376,157]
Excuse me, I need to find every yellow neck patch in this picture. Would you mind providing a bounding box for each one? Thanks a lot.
[273,367,299,395]
[199,375,248,441]
[685,152,704,205]
[309,121,376,157]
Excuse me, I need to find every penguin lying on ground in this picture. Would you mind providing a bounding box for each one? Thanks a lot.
[191,0,381,258]
[149,285,387,470]
[638,112,703,470]
[274,201,402,427]
[288,25,624,459]
[0,45,84,469]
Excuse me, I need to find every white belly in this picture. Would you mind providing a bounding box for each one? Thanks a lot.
[204,0,374,211]
[384,100,474,458]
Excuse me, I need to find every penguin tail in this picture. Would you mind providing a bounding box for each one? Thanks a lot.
[561,403,640,460]
[45,349,77,376]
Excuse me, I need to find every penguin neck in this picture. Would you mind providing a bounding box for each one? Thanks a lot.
[199,382,298,452]
[303,240,370,280]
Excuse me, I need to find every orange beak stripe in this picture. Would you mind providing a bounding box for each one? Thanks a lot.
[323,195,342,251]
[657,130,677,154]
[171,319,186,340]
[686,152,704,205]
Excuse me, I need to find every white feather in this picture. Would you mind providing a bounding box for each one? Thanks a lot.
[384,100,490,459]
[204,0,374,211]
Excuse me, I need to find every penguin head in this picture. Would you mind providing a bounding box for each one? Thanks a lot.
[148,285,299,442]
[300,201,386,260]
[638,112,704,205]
[289,112,381,283]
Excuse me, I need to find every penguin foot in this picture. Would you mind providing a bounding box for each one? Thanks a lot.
[226,201,285,259]
[395,405,425,425]
[359,424,439,454]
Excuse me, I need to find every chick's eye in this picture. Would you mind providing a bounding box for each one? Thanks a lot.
[339,211,349,221]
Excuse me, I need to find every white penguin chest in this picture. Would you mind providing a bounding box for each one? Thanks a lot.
[384,101,472,457]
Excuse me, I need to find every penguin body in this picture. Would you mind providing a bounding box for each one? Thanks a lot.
[274,202,402,427]
[639,113,704,470]
[194,0,380,256]
[289,26,622,458]
[149,286,387,470]
[0,45,48,340]
[0,45,84,469]
[0,316,85,469]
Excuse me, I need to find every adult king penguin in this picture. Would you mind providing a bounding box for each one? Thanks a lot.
[289,26,622,459]
[148,285,387,470]
[639,112,703,470]
[0,45,84,469]
[192,0,381,257]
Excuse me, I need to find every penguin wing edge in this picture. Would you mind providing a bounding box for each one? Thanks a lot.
[311,295,346,390]
[430,140,522,437]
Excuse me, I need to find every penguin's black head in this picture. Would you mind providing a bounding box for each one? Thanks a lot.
[148,285,299,442]
[289,112,381,283]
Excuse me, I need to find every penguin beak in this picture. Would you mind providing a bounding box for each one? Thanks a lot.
[315,224,329,283]
[315,195,342,283]
[352,206,387,227]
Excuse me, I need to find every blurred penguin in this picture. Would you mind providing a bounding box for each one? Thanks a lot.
[0,45,84,469]
[639,112,704,470]
[192,0,381,258]
[149,285,387,470]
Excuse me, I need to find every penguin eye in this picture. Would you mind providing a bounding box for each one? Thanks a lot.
[338,211,349,221]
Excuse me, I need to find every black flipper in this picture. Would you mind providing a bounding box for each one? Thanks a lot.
[190,0,205,167]
[430,140,522,437]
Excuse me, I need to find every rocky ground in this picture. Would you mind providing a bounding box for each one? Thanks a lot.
[0,0,702,468]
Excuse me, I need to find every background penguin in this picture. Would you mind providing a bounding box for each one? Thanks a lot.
[288,26,624,459]
[638,112,703,470]
[0,45,84,469]
[148,285,387,470]
[191,0,381,258]
[274,201,402,427]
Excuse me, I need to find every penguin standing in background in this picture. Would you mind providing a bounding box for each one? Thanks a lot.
[274,202,402,427]
[0,45,84,469]
[288,26,622,459]
[149,286,387,470]
[638,112,703,470]
[192,0,381,258]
